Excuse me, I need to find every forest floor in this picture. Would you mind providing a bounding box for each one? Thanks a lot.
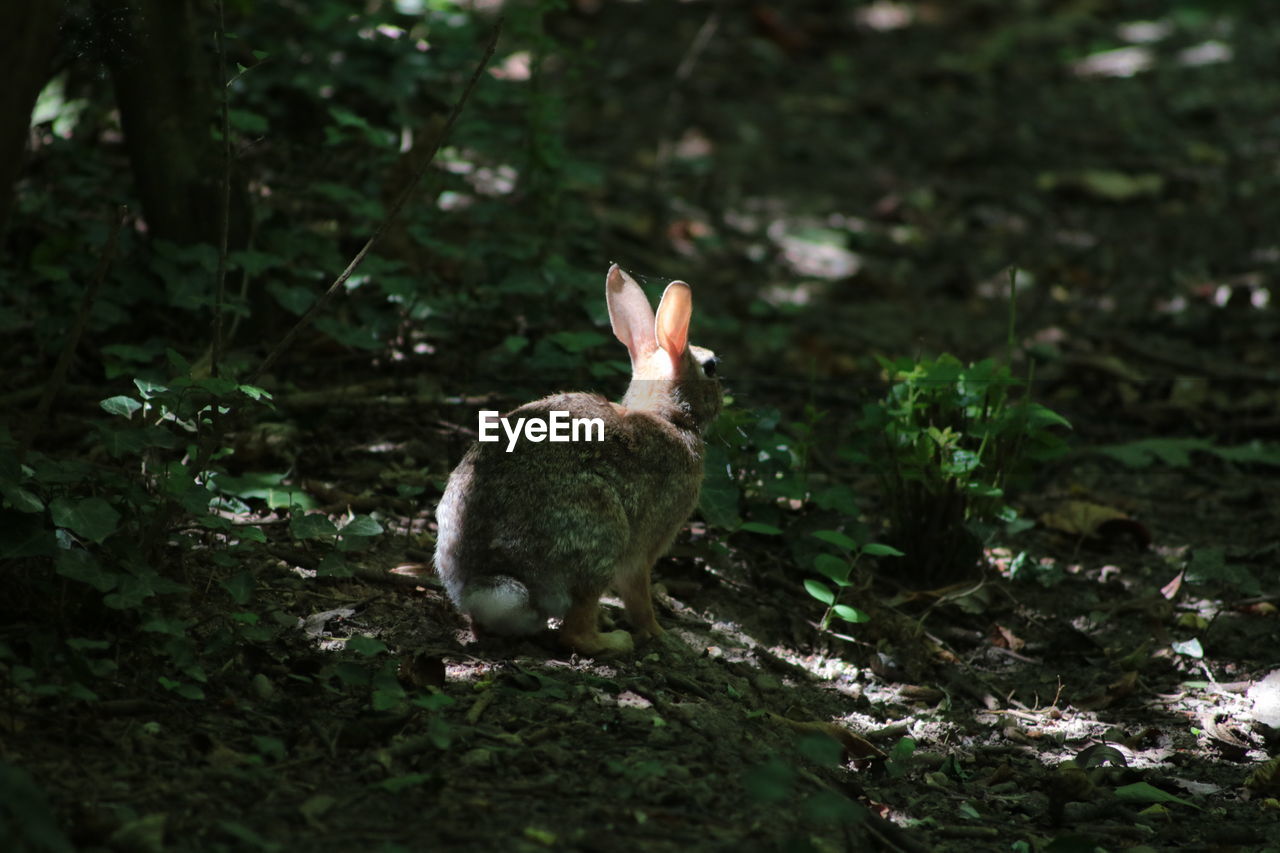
[6,2,1280,851]
[9,285,1280,852]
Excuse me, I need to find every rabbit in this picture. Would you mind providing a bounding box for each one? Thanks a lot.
[434,264,722,656]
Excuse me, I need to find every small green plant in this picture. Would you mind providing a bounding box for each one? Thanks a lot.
[850,354,1069,586]
[803,530,902,634]
[0,363,290,702]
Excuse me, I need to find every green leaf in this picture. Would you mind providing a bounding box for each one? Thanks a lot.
[738,521,782,536]
[811,530,859,551]
[833,604,870,624]
[220,571,255,605]
[1171,638,1203,659]
[49,497,120,543]
[214,471,315,510]
[1114,781,1199,809]
[862,543,905,557]
[157,677,204,700]
[238,384,274,403]
[2,485,44,513]
[813,554,850,584]
[195,377,238,398]
[1021,402,1072,430]
[165,348,192,375]
[141,616,190,636]
[1210,442,1280,467]
[340,515,384,537]
[804,579,835,605]
[291,513,337,540]
[235,525,267,544]
[316,552,352,577]
[698,445,741,529]
[55,550,118,592]
[811,484,859,516]
[133,378,167,399]
[100,396,142,418]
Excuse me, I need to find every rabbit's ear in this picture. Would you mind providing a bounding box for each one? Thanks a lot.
[655,281,692,359]
[607,265,657,363]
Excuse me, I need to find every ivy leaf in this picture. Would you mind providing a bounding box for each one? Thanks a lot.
[2,485,44,513]
[50,497,120,543]
[1171,638,1204,659]
[340,515,383,537]
[100,396,142,418]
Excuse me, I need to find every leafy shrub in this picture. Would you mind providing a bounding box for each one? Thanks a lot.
[849,354,1069,586]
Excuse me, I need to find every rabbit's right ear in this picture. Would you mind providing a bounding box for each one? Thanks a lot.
[606,265,657,365]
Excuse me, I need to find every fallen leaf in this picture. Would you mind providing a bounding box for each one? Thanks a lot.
[1040,500,1151,548]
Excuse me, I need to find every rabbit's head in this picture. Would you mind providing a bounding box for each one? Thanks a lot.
[607,265,721,433]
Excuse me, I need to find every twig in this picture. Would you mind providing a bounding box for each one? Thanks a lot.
[246,19,503,385]
[212,0,231,379]
[648,4,722,236]
[23,206,126,455]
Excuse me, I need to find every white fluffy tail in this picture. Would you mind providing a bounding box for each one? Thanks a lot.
[460,577,545,636]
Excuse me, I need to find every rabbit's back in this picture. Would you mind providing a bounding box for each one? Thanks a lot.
[435,392,705,632]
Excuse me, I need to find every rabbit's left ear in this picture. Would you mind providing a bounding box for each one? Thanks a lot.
[655,281,691,359]
[607,265,657,364]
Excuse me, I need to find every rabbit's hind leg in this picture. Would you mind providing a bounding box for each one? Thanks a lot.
[615,563,664,642]
[560,595,634,656]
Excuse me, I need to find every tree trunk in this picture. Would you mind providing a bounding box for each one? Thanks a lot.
[0,0,63,250]
[102,0,250,248]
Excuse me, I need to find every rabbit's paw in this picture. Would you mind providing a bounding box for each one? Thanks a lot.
[564,628,634,657]
[632,621,665,643]
[597,629,636,655]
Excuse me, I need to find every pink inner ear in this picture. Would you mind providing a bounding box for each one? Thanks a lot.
[656,282,692,358]
[607,265,657,363]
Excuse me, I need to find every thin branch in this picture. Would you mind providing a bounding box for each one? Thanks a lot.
[246,18,503,385]
[212,0,231,379]
[648,3,722,236]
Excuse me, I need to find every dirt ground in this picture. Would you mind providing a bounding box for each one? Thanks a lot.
[7,283,1279,852]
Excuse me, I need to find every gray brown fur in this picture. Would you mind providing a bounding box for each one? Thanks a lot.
[434,266,722,655]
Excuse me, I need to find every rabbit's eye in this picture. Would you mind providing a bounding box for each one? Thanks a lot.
[702,356,719,377]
